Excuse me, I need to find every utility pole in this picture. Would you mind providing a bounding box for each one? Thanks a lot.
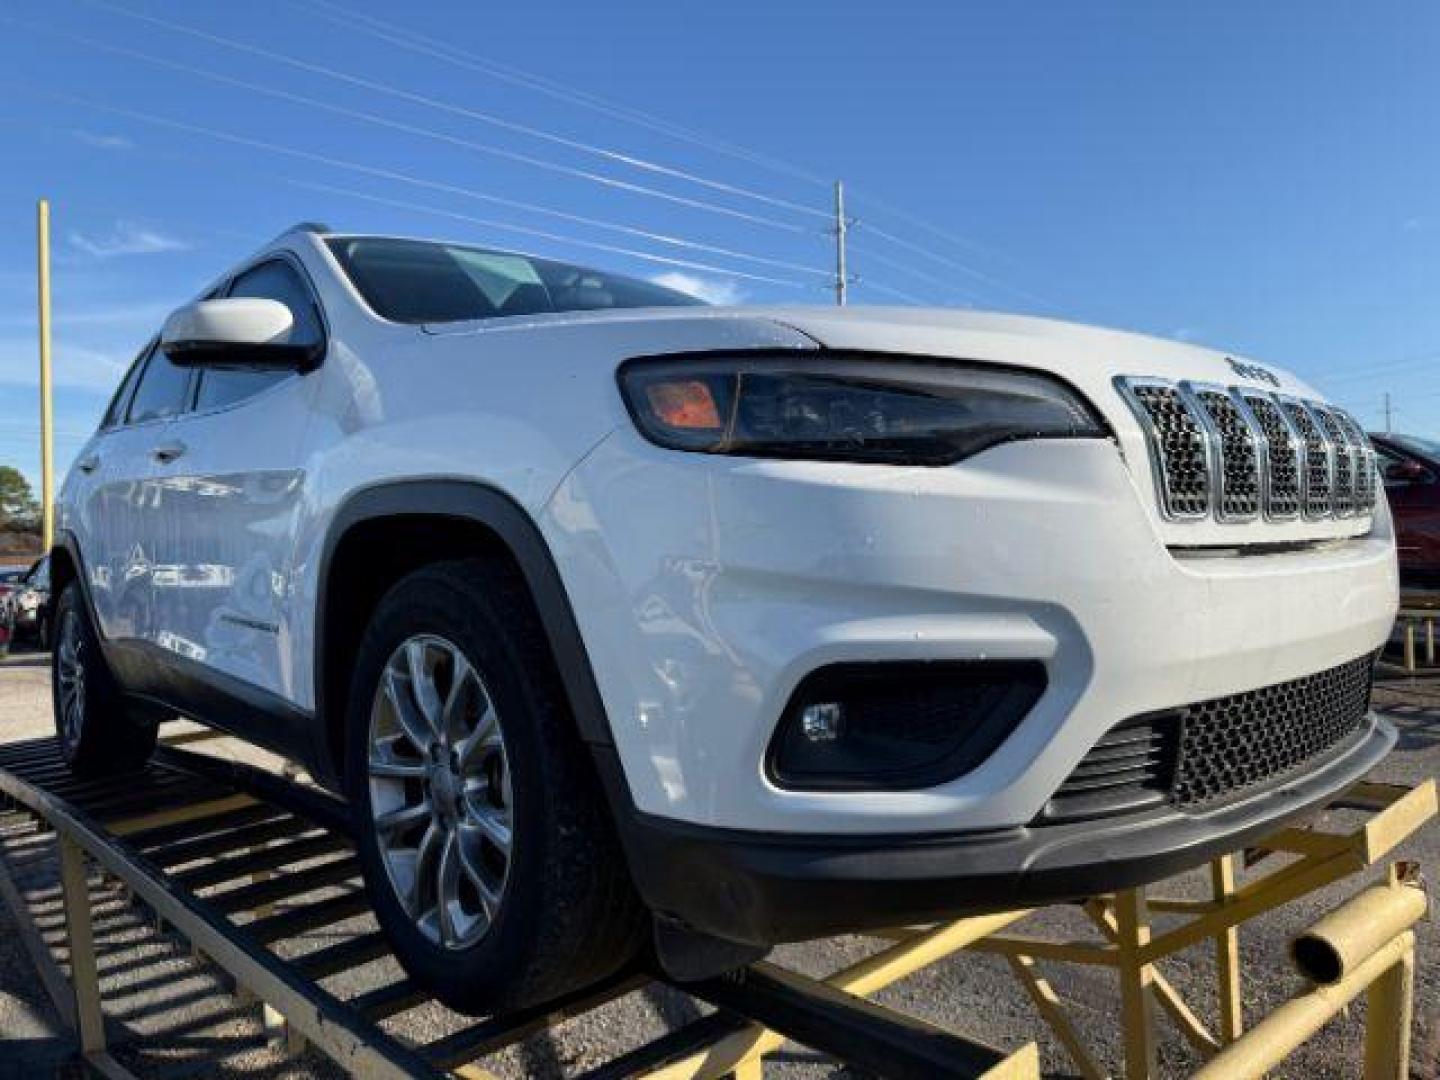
[832,180,848,306]
[1384,392,1393,434]
[37,199,54,554]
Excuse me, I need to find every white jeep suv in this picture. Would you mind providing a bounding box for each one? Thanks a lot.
[52,224,1398,1012]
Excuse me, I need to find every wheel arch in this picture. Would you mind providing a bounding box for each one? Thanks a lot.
[48,533,94,634]
[314,480,615,787]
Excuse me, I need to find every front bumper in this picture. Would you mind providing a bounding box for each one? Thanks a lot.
[603,712,1395,945]
[542,431,1398,835]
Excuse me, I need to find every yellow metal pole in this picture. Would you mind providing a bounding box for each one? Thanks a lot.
[1363,941,1414,1080]
[1210,855,1244,1043]
[1114,887,1157,1080]
[37,198,54,554]
[1192,932,1415,1080]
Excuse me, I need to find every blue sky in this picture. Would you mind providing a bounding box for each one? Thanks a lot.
[0,1,1437,489]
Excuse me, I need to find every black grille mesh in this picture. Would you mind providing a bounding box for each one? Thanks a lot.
[1195,390,1260,518]
[1170,654,1373,806]
[1047,654,1374,820]
[1129,384,1210,517]
[1242,394,1301,518]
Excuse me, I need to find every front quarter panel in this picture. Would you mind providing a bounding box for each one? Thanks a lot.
[282,272,819,711]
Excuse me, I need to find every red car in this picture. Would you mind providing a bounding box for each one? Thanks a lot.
[1370,433,1440,588]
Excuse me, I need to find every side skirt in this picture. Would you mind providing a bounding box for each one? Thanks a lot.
[103,640,326,784]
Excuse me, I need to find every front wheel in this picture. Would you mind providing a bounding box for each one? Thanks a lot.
[52,584,156,775]
[346,558,644,1014]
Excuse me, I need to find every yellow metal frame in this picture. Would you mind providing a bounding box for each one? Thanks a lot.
[653,778,1435,1080]
[2,774,1432,1078]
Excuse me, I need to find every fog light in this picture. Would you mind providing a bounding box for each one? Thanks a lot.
[799,702,844,742]
[768,661,1047,791]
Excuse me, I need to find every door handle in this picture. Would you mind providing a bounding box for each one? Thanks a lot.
[151,440,187,464]
[76,454,100,474]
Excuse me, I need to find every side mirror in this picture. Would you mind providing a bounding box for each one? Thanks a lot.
[160,298,320,371]
[1384,459,1432,484]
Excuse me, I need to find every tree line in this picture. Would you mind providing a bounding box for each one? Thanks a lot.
[0,467,42,557]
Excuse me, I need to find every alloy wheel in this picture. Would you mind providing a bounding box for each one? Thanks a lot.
[56,610,86,749]
[367,634,512,949]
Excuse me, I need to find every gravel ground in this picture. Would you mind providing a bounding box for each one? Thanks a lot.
[0,645,1435,1079]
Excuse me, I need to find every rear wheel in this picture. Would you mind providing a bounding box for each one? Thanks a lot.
[52,584,157,775]
[346,558,644,1013]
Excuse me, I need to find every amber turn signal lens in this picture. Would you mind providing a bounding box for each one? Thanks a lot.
[645,379,722,430]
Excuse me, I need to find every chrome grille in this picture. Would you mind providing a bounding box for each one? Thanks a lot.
[1117,377,1374,525]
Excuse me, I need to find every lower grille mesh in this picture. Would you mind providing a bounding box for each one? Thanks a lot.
[1170,654,1373,806]
[1045,654,1375,821]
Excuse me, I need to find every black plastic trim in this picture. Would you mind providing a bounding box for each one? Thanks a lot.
[765,660,1047,791]
[314,480,616,783]
[105,639,318,770]
[599,713,1396,946]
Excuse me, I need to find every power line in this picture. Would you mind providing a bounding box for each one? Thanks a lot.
[13,17,831,274]
[848,244,975,305]
[20,86,815,287]
[79,0,826,230]
[847,188,1033,272]
[296,0,833,191]
[1312,349,1440,388]
[15,83,821,287]
[298,0,1058,310]
[247,174,814,288]
[296,0,832,216]
[855,280,931,306]
[857,221,1056,311]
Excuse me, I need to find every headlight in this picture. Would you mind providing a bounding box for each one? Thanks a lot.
[618,353,1105,465]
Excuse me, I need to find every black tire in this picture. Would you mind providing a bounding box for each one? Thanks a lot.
[345,557,645,1014]
[52,584,157,776]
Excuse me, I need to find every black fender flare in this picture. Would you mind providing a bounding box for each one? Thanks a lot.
[314,480,617,773]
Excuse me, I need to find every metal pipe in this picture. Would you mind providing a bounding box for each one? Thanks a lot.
[1193,930,1415,1080]
[1290,882,1427,985]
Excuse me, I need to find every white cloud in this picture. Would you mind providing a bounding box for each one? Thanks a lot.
[68,221,190,260]
[0,302,172,332]
[73,130,134,151]
[651,271,745,306]
[0,339,129,391]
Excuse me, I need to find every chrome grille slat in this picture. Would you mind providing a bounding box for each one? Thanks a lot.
[1117,376,1378,525]
[1187,384,1260,521]
[1280,399,1333,519]
[1117,381,1211,520]
[1238,393,1301,520]
[1314,406,1356,517]
[1335,411,1378,512]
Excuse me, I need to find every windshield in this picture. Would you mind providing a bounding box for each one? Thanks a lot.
[327,237,707,324]
[1390,434,1440,461]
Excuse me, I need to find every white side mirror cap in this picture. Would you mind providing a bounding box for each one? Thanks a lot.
[159,298,319,371]
[161,298,295,350]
